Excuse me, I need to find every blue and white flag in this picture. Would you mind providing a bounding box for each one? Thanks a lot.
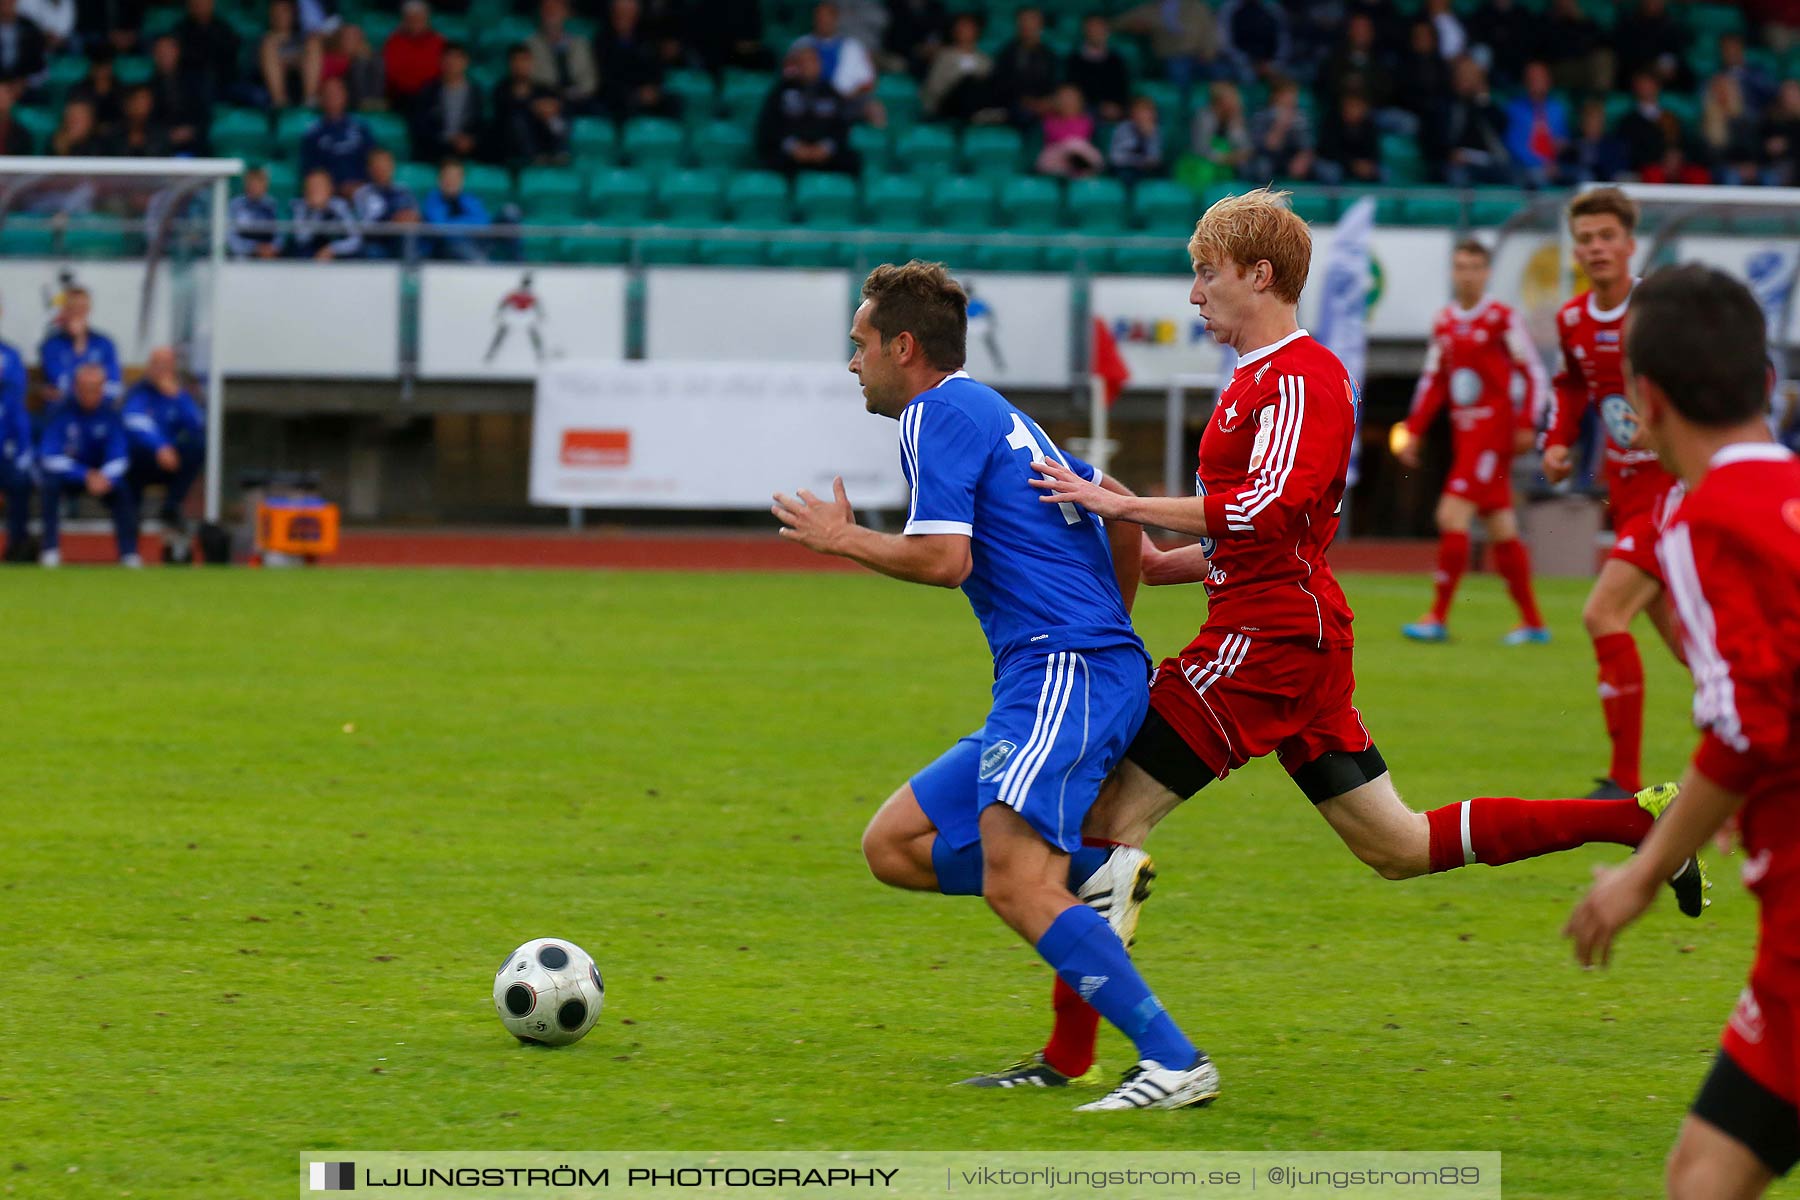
[1314,195,1376,486]
[1744,247,1797,440]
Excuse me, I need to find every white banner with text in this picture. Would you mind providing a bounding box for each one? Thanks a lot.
[419,264,627,379]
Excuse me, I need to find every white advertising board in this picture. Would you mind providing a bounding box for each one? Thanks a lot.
[644,268,851,364]
[218,261,401,377]
[418,265,627,379]
[952,271,1074,388]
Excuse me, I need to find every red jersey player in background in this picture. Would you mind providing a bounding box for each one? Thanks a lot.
[1396,236,1550,644]
[1542,187,1685,801]
[1565,264,1797,1200]
[985,188,1706,1098]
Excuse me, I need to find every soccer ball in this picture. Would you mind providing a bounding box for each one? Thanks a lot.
[494,937,605,1046]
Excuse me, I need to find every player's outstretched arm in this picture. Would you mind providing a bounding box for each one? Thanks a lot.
[1141,534,1211,586]
[1564,764,1745,967]
[773,476,972,588]
[1030,459,1214,538]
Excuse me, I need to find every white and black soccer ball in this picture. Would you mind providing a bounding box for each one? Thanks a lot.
[494,937,604,1046]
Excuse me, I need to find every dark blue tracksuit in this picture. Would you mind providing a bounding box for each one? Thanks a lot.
[0,338,31,554]
[122,381,205,530]
[37,400,137,558]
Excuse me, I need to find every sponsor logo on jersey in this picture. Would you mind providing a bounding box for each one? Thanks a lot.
[1730,986,1766,1044]
[1595,330,1620,344]
[1450,367,1484,407]
[1247,406,1275,470]
[1599,394,1639,447]
[978,740,1018,781]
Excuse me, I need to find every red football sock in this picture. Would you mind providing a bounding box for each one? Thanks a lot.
[1594,631,1646,792]
[1491,538,1544,628]
[1430,530,1471,623]
[1041,836,1126,1077]
[1425,795,1653,872]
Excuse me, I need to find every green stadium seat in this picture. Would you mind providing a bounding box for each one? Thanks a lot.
[517,165,585,215]
[997,174,1062,231]
[1112,242,1190,275]
[636,228,699,264]
[63,229,140,258]
[1685,3,1745,36]
[571,117,618,164]
[692,120,754,169]
[1379,134,1425,186]
[264,161,299,199]
[666,69,718,123]
[767,224,854,268]
[862,174,927,228]
[12,105,53,147]
[1132,179,1195,231]
[210,107,271,160]
[433,13,470,43]
[396,161,438,200]
[971,242,1043,272]
[1661,92,1698,129]
[656,167,726,222]
[894,124,956,176]
[141,6,183,38]
[795,172,859,224]
[274,108,316,157]
[960,126,1024,179]
[1400,193,1464,227]
[725,170,790,223]
[621,117,686,169]
[1469,188,1531,227]
[1065,177,1129,232]
[719,70,775,121]
[1335,187,1401,225]
[0,226,55,256]
[848,124,889,173]
[1200,182,1241,211]
[113,55,152,86]
[930,175,996,231]
[557,232,628,263]
[909,237,977,271]
[474,15,534,57]
[1287,189,1339,224]
[587,166,653,221]
[45,56,88,98]
[697,234,768,266]
[363,111,407,150]
[460,163,513,209]
[873,75,920,129]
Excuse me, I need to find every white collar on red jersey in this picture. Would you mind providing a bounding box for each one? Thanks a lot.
[1711,442,1795,468]
[1234,328,1310,369]
[1586,281,1639,323]
[1448,297,1491,321]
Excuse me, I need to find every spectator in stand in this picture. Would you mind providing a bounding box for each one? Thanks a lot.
[410,40,483,163]
[147,33,210,152]
[1764,79,1800,186]
[1717,33,1775,115]
[1502,59,1568,187]
[1615,0,1690,93]
[528,0,597,116]
[323,23,385,111]
[1640,138,1711,185]
[1557,96,1628,183]
[1248,76,1315,180]
[48,98,107,156]
[36,363,136,569]
[0,80,32,153]
[756,43,859,176]
[300,77,377,193]
[110,85,171,156]
[1701,74,1767,185]
[0,295,30,563]
[383,0,444,110]
[227,164,285,258]
[77,0,144,58]
[176,0,242,106]
[1427,55,1510,185]
[1114,0,1221,91]
[69,51,124,135]
[121,346,204,565]
[1467,0,1532,88]
[881,0,945,80]
[0,0,45,87]
[1318,88,1383,182]
[1535,0,1610,96]
[1107,94,1165,182]
[354,146,420,257]
[260,0,321,109]
[1067,13,1131,124]
[791,2,876,104]
[40,287,120,408]
[991,7,1058,128]
[1614,69,1670,173]
[1424,0,1464,59]
[19,0,71,53]
[597,0,676,119]
[1218,0,1290,83]
[1183,79,1250,188]
[287,167,362,260]
[1035,82,1104,177]
[1392,20,1450,133]
[492,43,568,165]
[421,158,492,262]
[1319,14,1392,115]
[920,13,990,123]
[684,0,773,75]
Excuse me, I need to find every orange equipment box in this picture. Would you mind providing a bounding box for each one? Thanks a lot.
[257,499,340,557]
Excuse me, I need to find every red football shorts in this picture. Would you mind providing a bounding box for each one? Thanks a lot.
[1146,626,1373,782]
[1721,957,1800,1106]
[1606,507,1665,583]
[1442,446,1512,515]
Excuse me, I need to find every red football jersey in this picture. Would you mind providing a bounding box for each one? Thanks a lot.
[1404,297,1545,452]
[1545,287,1678,522]
[1197,330,1356,650]
[1660,444,1800,958]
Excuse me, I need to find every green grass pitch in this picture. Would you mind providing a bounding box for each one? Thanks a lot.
[0,566,1753,1198]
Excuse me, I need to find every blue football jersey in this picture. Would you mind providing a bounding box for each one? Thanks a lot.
[898,372,1144,673]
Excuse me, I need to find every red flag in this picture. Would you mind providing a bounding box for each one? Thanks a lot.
[1091,317,1130,407]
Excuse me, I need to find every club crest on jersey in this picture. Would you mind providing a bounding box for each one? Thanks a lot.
[1563,307,1581,326]
[978,741,1018,781]
[1600,394,1639,447]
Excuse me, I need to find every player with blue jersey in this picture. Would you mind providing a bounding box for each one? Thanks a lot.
[774,261,1219,1112]
[38,286,121,408]
[38,363,139,567]
[122,346,206,564]
[0,308,33,562]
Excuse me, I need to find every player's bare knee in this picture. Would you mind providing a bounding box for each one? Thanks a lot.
[1664,1139,1710,1200]
[1582,593,1629,640]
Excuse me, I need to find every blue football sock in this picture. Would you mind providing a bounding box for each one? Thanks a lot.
[931,837,985,896]
[1035,905,1199,1070]
[933,841,1115,897]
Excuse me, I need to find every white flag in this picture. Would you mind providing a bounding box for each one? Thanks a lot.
[1314,195,1376,486]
